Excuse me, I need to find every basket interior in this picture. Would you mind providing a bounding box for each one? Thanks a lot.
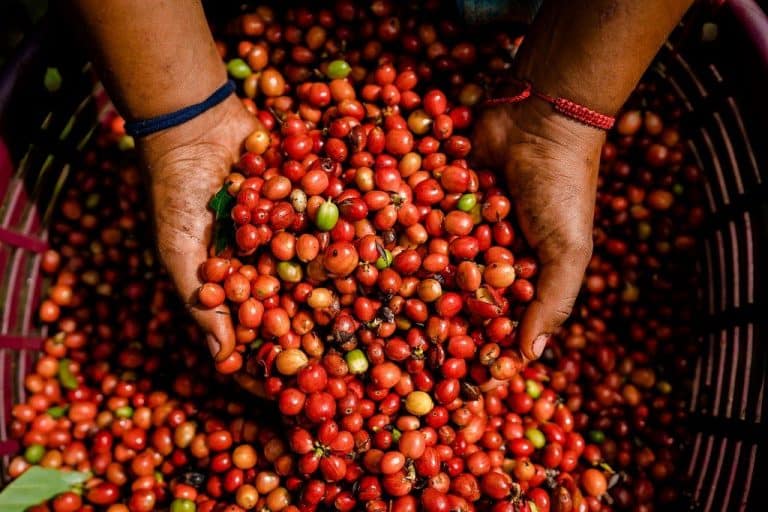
[0,3,766,510]
[652,5,768,511]
[0,21,109,483]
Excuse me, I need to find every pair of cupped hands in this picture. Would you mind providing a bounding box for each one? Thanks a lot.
[140,93,604,394]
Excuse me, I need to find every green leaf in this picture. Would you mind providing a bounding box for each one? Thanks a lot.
[47,405,68,418]
[209,185,236,255]
[0,467,89,511]
[209,185,235,221]
[213,218,235,255]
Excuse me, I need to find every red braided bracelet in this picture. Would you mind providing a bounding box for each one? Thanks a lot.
[485,79,615,130]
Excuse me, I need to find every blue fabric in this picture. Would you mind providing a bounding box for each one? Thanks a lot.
[124,80,236,137]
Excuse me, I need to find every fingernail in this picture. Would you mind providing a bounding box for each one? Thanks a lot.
[532,334,549,358]
[206,335,221,358]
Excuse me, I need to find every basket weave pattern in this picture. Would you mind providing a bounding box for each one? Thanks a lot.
[0,31,112,484]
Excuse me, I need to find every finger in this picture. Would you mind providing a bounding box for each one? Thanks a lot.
[516,246,591,360]
[179,265,236,362]
[188,303,236,362]
[157,233,236,362]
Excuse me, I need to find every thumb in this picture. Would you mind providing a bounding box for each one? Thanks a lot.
[516,243,591,360]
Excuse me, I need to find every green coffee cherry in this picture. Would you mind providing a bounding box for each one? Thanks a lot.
[327,60,351,79]
[170,498,197,512]
[115,405,134,418]
[525,428,546,449]
[277,261,303,283]
[24,443,45,464]
[375,249,393,270]
[345,349,369,374]
[315,199,339,231]
[457,193,477,212]
[227,58,252,79]
[525,379,542,399]
[588,429,606,444]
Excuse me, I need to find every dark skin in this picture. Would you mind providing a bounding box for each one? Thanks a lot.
[69,0,260,362]
[473,0,692,360]
[70,0,692,388]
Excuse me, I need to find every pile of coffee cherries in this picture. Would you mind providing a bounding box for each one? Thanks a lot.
[7,2,704,511]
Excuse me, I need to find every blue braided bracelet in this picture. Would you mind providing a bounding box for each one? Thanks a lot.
[124,80,236,137]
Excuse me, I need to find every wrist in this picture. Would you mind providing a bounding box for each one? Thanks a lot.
[138,95,250,171]
[125,80,236,138]
[123,66,228,122]
[489,78,615,131]
[498,99,604,210]
[501,95,606,155]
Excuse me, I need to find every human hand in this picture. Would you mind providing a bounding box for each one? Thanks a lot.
[138,95,261,366]
[472,98,605,361]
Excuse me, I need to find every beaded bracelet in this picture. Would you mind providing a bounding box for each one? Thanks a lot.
[124,80,236,138]
[485,79,615,130]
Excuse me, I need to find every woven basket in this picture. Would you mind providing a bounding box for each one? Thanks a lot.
[0,2,766,510]
[0,17,114,480]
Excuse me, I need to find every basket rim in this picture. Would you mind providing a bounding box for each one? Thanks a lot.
[727,0,768,70]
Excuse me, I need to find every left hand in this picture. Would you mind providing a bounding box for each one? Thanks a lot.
[472,97,604,361]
